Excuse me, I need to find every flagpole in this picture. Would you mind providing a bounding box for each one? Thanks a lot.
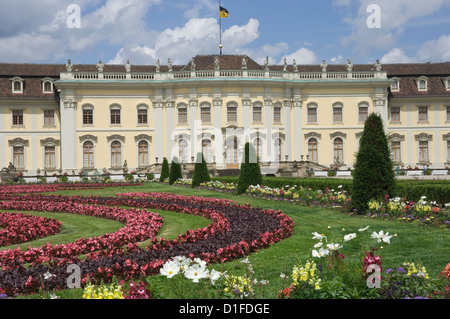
[219,0,223,55]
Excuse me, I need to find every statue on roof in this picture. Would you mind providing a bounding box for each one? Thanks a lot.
[283,58,288,72]
[214,56,220,70]
[242,57,248,70]
[293,59,298,72]
[96,60,104,72]
[168,58,173,72]
[125,59,131,72]
[264,56,269,70]
[66,59,73,72]
[346,59,353,72]
[321,60,327,72]
[375,59,382,72]
[156,59,160,72]
[190,58,196,71]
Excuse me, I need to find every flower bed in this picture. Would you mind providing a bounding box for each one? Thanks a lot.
[0,191,294,296]
[0,212,62,247]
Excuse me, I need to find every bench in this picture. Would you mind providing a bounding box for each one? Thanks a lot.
[337,171,352,177]
[110,175,124,181]
[314,171,328,177]
[432,170,448,176]
[407,170,423,176]
[68,176,81,182]
[24,177,38,183]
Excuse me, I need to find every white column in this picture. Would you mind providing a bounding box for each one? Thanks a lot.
[189,96,198,161]
[60,97,77,171]
[293,99,303,161]
[242,97,251,143]
[264,97,273,162]
[165,100,175,163]
[153,99,164,161]
[213,96,224,167]
[0,106,4,169]
[283,99,292,161]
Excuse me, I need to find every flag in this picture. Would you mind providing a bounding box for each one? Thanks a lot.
[220,6,229,18]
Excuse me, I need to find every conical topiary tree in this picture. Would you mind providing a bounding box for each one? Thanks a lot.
[192,152,211,188]
[237,142,263,195]
[159,157,170,182]
[169,156,183,185]
[351,113,395,214]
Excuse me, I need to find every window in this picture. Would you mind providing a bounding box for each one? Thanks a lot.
[227,106,237,123]
[226,138,239,167]
[448,141,450,163]
[178,107,188,124]
[137,109,148,125]
[308,138,318,163]
[447,106,450,122]
[274,138,282,161]
[138,141,149,167]
[13,147,24,169]
[333,106,343,123]
[179,139,188,163]
[83,109,93,125]
[12,110,24,126]
[12,78,23,93]
[44,110,55,126]
[446,79,450,91]
[418,107,428,122]
[83,141,94,168]
[45,146,56,169]
[419,141,429,163]
[418,80,427,91]
[307,107,317,123]
[391,78,400,92]
[390,107,401,122]
[333,138,344,163]
[110,109,121,125]
[273,106,282,123]
[201,107,211,123]
[391,141,401,163]
[202,139,212,163]
[253,105,262,123]
[111,141,122,168]
[359,106,368,122]
[43,81,53,93]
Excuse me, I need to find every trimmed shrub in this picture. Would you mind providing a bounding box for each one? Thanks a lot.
[192,152,211,188]
[169,157,182,185]
[351,113,395,213]
[159,157,170,182]
[237,143,263,194]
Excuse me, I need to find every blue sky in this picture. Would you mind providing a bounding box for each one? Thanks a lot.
[0,0,450,66]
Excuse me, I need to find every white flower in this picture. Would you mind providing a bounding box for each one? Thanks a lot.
[160,260,180,278]
[344,233,357,241]
[314,242,323,248]
[312,247,329,258]
[193,258,207,268]
[280,273,286,279]
[371,230,393,244]
[43,271,54,280]
[326,243,342,251]
[184,264,209,283]
[312,232,327,241]
[358,226,370,232]
[207,269,222,285]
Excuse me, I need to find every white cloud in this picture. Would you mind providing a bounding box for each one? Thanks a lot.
[280,48,318,65]
[416,34,450,62]
[380,48,414,63]
[329,55,346,64]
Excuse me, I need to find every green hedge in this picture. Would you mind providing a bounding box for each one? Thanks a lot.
[211,176,450,205]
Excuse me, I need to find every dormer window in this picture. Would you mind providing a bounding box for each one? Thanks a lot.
[11,77,24,94]
[42,78,53,93]
[443,77,450,91]
[415,76,428,92]
[390,77,400,92]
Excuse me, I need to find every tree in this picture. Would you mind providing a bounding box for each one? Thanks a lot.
[192,152,211,188]
[351,113,395,213]
[169,156,183,185]
[237,142,263,195]
[159,157,170,182]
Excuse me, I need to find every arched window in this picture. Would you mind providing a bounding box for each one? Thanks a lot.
[111,141,122,168]
[178,106,188,124]
[83,141,94,168]
[202,139,212,163]
[179,139,188,163]
[226,138,239,168]
[110,106,121,125]
[308,138,318,163]
[333,138,344,163]
[138,141,149,167]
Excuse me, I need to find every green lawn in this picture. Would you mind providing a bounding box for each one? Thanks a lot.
[7,182,450,299]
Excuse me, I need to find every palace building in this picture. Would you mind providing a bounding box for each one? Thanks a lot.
[0,55,449,177]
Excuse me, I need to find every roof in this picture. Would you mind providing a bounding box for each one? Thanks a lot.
[0,55,449,99]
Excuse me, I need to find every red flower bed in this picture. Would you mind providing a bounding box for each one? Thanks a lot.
[0,212,62,247]
[0,190,294,296]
